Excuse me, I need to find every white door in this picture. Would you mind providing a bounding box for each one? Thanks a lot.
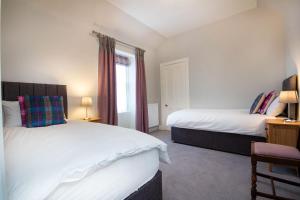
[160,58,189,130]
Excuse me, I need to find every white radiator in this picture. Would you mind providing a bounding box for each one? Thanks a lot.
[148,103,159,131]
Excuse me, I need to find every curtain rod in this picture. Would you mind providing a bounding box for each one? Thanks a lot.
[90,30,145,52]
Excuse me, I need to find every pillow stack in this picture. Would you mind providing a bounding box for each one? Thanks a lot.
[250,91,286,117]
[2,96,66,128]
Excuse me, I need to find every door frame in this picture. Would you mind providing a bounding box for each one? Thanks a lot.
[159,58,190,130]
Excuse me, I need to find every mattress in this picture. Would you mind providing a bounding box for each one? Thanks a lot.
[167,109,274,137]
[5,121,170,200]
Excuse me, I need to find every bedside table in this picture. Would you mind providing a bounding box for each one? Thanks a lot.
[265,118,300,173]
[88,118,102,123]
[82,117,102,123]
[266,118,300,147]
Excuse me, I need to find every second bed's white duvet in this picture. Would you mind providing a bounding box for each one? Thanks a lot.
[5,121,170,200]
[167,109,274,137]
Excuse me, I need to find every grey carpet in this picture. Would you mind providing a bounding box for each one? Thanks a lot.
[152,131,300,200]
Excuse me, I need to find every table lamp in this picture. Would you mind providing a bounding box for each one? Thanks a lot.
[81,96,92,120]
[279,91,298,121]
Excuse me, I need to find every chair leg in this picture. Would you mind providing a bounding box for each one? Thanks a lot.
[251,156,257,200]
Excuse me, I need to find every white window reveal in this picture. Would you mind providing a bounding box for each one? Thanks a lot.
[116,63,128,113]
[115,48,136,129]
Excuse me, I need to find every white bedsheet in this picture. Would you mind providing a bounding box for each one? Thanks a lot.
[167,109,274,137]
[5,121,170,200]
[49,149,159,200]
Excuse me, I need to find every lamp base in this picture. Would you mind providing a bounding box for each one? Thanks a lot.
[288,103,297,121]
[83,107,90,121]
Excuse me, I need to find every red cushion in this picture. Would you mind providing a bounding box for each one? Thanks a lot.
[18,96,27,127]
[253,142,300,160]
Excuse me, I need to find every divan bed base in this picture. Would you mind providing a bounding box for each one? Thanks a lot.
[125,170,162,200]
[171,127,266,156]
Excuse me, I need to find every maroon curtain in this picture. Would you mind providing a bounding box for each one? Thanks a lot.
[136,48,149,133]
[98,35,118,125]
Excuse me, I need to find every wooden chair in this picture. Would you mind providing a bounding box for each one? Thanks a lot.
[251,142,300,200]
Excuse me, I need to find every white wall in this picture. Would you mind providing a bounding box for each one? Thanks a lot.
[258,0,300,77]
[0,83,5,200]
[0,68,5,200]
[0,0,6,198]
[2,0,298,118]
[1,0,164,119]
[158,8,286,109]
[258,0,300,117]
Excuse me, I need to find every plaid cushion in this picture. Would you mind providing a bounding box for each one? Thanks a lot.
[18,96,27,127]
[24,96,66,128]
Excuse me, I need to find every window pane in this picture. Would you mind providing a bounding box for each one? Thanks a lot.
[116,64,128,113]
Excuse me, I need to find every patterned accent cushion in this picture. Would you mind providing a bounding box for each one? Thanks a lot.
[258,91,277,114]
[18,96,27,127]
[24,96,66,128]
[249,93,265,114]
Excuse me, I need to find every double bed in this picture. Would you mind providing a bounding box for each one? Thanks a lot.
[167,75,298,155]
[2,82,170,200]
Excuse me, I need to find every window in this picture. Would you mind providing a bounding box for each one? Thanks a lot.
[116,63,128,113]
[115,48,136,129]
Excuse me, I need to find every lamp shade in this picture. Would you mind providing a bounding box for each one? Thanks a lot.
[81,97,92,107]
[279,91,299,103]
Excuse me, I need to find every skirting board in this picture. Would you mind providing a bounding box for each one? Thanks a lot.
[159,125,170,131]
[149,126,159,133]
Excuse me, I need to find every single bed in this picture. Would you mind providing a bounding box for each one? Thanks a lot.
[2,82,170,200]
[168,75,298,156]
[168,109,274,137]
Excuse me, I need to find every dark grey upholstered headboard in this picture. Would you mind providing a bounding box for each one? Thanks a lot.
[1,82,68,118]
[282,75,298,118]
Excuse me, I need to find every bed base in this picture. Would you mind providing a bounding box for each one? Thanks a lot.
[171,127,266,156]
[125,170,162,200]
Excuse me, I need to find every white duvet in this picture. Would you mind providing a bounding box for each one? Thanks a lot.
[5,121,170,200]
[167,109,274,137]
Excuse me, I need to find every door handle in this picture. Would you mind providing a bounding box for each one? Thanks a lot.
[165,104,168,107]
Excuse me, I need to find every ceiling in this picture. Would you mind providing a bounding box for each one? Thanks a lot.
[107,0,257,37]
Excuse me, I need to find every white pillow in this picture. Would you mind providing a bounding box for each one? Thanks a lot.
[2,101,22,127]
[266,96,286,117]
